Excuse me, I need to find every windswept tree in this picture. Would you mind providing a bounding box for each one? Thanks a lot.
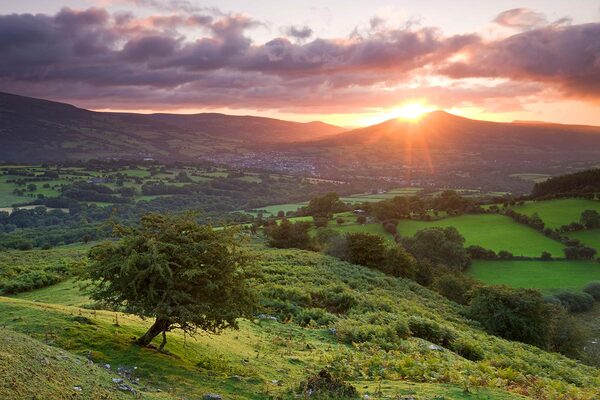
[81,213,257,350]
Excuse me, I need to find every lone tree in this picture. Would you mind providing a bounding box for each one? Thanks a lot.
[81,213,257,350]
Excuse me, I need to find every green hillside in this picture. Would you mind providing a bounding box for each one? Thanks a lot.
[568,229,600,252]
[510,199,600,229]
[468,260,600,293]
[1,247,599,399]
[395,214,565,257]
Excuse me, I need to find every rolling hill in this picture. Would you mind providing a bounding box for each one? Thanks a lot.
[292,111,600,169]
[0,92,343,162]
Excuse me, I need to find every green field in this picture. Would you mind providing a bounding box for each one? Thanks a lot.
[469,260,600,293]
[396,214,565,257]
[509,173,551,183]
[510,198,600,228]
[568,229,600,252]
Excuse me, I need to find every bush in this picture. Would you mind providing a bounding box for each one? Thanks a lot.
[432,273,478,305]
[549,306,589,358]
[298,370,358,399]
[466,245,497,260]
[313,216,330,228]
[450,337,484,361]
[540,251,552,261]
[583,281,600,301]
[497,250,513,260]
[378,245,417,278]
[551,291,594,313]
[401,227,470,270]
[335,312,409,348]
[265,219,313,249]
[408,316,456,347]
[344,233,386,268]
[356,215,366,224]
[296,308,337,327]
[469,286,552,348]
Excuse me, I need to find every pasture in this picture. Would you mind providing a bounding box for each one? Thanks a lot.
[510,198,600,229]
[396,214,565,257]
[469,260,600,293]
[568,229,600,252]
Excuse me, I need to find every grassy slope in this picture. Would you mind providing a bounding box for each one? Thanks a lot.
[0,328,160,399]
[1,248,599,399]
[396,214,565,257]
[468,260,600,293]
[510,199,600,229]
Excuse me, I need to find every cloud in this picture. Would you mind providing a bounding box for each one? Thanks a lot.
[284,25,313,41]
[440,23,600,98]
[0,6,595,114]
[493,8,548,30]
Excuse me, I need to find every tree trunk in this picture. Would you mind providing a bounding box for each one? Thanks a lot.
[135,318,170,347]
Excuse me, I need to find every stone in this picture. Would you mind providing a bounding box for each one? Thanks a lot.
[73,386,82,392]
[428,344,443,351]
[117,384,136,394]
[112,378,124,384]
[203,394,223,400]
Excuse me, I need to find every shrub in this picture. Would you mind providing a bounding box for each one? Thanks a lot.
[450,337,484,361]
[408,316,456,347]
[497,250,513,260]
[313,216,330,228]
[335,312,409,348]
[552,291,594,313]
[336,217,345,225]
[356,215,367,224]
[432,273,478,305]
[378,245,417,278]
[344,233,386,268]
[583,281,600,301]
[540,251,552,261]
[549,306,589,358]
[311,286,357,314]
[401,227,470,270]
[469,286,552,348]
[265,219,313,249]
[382,219,399,235]
[296,308,337,327]
[297,370,358,399]
[466,245,497,260]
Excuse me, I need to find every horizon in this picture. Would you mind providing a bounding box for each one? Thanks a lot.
[0,1,599,127]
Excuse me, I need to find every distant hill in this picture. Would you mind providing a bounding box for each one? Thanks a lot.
[292,110,600,169]
[0,92,343,162]
[532,168,600,198]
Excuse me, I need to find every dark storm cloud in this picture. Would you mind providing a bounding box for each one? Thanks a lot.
[0,6,596,112]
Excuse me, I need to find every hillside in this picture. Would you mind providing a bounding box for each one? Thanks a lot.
[1,247,599,399]
[0,92,343,162]
[292,111,600,170]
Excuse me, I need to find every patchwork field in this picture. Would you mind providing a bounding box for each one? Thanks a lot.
[568,229,600,252]
[510,198,600,229]
[396,214,565,257]
[468,260,600,293]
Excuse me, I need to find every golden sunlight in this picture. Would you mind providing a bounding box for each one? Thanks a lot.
[395,102,436,120]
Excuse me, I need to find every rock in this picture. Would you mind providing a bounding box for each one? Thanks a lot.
[203,394,223,400]
[429,344,443,351]
[117,384,136,394]
[271,380,282,386]
[229,375,243,382]
[103,364,111,369]
[112,378,124,384]
[328,328,337,335]
[73,386,82,392]
[258,314,277,321]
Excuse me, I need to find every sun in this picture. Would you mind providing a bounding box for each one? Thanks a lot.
[395,102,435,120]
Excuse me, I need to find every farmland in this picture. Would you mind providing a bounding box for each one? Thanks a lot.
[395,214,565,257]
[468,260,600,294]
[510,198,600,229]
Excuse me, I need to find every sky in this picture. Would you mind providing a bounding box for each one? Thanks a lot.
[0,0,599,127]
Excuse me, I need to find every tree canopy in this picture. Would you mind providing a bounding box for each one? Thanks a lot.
[81,213,257,349]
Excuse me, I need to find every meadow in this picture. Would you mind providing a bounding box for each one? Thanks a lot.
[568,229,600,252]
[2,247,599,399]
[395,214,565,257]
[510,198,600,229]
[468,260,600,293]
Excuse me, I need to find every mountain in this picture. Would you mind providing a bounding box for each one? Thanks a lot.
[0,92,343,162]
[290,110,600,170]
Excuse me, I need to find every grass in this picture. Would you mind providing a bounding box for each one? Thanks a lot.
[568,229,600,252]
[468,260,600,293]
[2,247,600,399]
[396,214,565,257]
[0,328,142,400]
[510,198,600,229]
